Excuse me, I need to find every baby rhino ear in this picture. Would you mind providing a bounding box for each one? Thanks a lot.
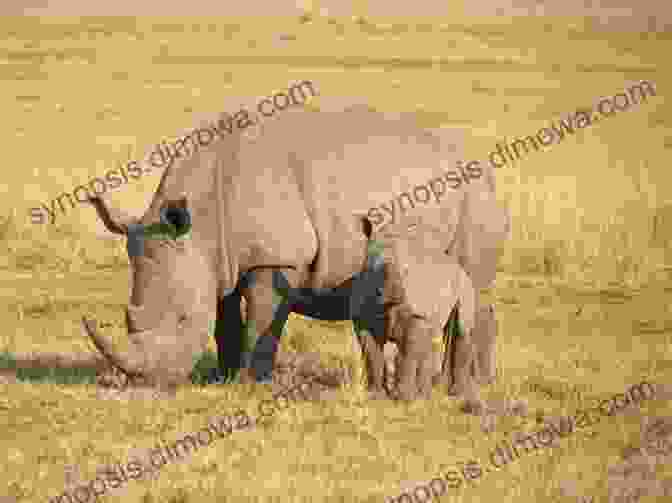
[352,212,373,238]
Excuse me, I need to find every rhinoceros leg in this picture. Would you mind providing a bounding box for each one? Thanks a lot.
[473,303,497,385]
[213,287,245,381]
[439,306,485,414]
[393,316,427,402]
[415,326,436,399]
[350,265,389,397]
[447,182,508,387]
[354,326,386,396]
[386,305,436,402]
[441,302,496,387]
[447,331,478,395]
[438,305,478,388]
[240,268,297,383]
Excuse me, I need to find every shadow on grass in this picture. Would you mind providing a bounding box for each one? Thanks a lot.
[0,349,225,386]
[0,349,105,384]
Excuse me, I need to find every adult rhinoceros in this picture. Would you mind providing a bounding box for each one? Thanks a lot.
[82,106,509,387]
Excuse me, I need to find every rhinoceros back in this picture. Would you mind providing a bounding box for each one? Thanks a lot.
[242,108,469,289]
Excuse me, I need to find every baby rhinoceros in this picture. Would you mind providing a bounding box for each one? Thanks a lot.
[361,217,482,407]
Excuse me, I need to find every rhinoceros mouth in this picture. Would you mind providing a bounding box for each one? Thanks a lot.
[82,312,199,386]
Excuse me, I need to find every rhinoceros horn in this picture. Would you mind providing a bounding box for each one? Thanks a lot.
[82,314,191,386]
[87,195,139,234]
[82,316,147,378]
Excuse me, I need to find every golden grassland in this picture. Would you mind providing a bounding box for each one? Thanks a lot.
[0,13,671,503]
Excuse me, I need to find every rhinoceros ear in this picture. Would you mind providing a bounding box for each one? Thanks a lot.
[352,212,372,238]
[159,194,192,238]
[88,196,139,235]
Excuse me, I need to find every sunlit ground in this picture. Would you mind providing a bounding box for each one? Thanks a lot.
[0,14,671,503]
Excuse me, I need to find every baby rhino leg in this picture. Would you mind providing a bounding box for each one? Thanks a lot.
[448,332,478,396]
[415,321,439,399]
[473,303,497,385]
[449,332,485,415]
[357,328,386,398]
[395,314,434,401]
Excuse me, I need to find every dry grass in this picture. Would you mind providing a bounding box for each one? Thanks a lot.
[0,12,671,503]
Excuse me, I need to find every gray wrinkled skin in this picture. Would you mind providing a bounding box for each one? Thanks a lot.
[82,106,509,389]
[359,218,480,402]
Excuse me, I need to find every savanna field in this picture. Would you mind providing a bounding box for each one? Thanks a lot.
[1,12,671,503]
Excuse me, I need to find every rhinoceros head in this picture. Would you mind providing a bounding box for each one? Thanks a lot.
[82,193,217,387]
